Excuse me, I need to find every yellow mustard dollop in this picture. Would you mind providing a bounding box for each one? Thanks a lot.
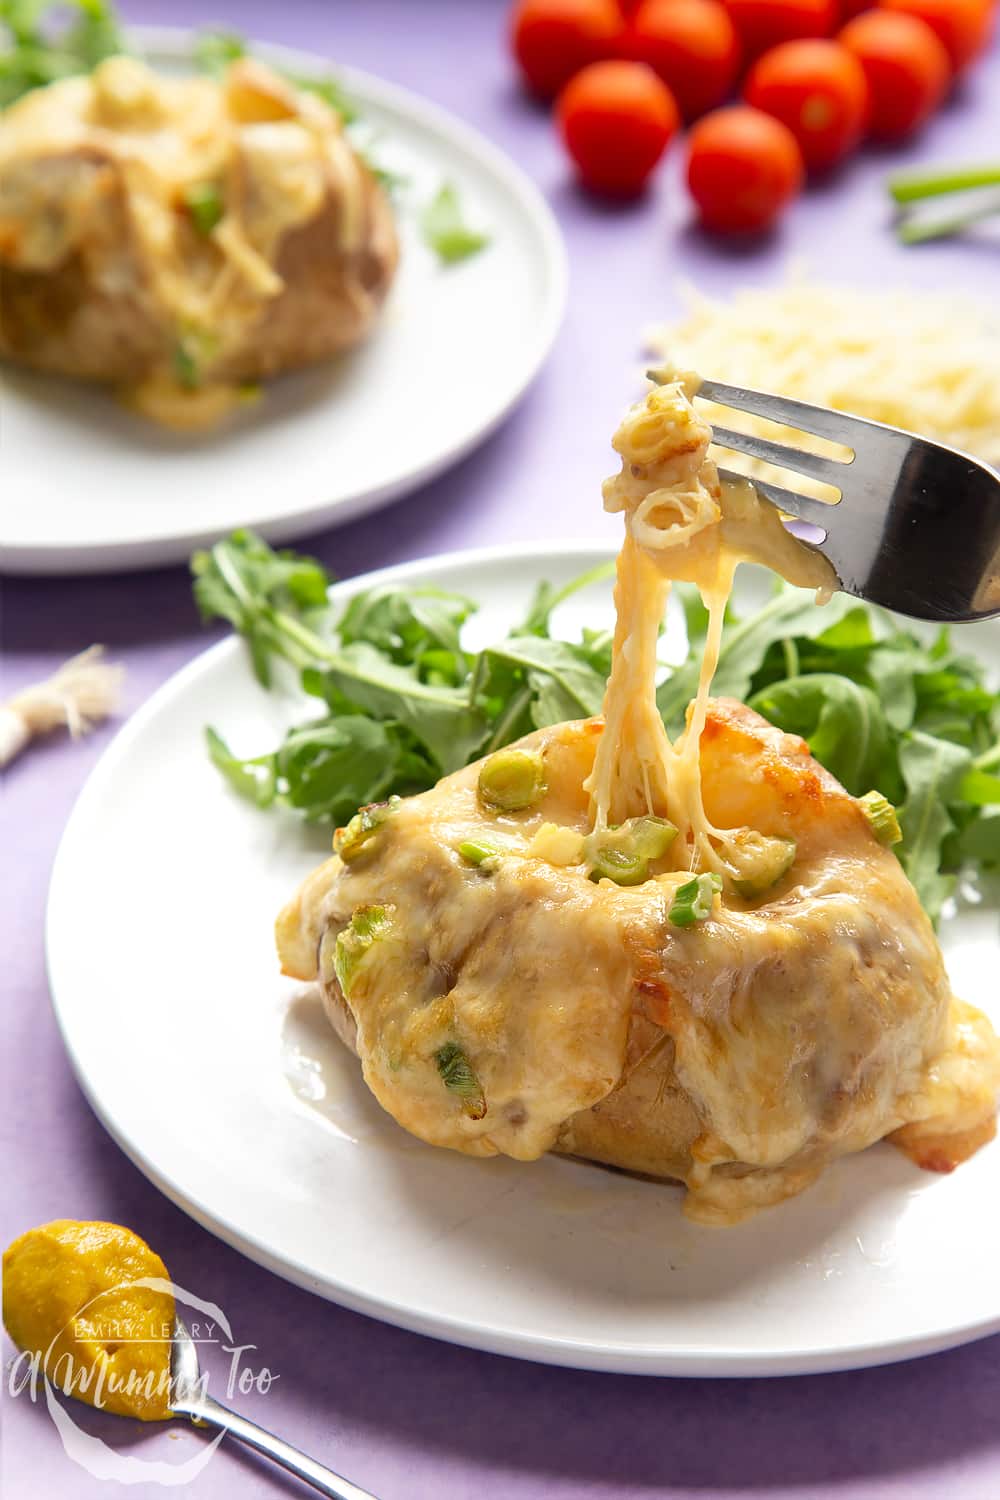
[3,1219,174,1421]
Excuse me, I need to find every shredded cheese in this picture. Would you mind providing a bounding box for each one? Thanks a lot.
[647,281,1000,496]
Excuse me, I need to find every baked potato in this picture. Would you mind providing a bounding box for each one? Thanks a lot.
[275,706,1000,1225]
[0,55,398,427]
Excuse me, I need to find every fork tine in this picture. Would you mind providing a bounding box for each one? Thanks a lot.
[711,425,850,488]
[717,468,838,528]
[697,378,861,448]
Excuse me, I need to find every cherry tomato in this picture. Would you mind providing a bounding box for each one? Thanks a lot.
[509,0,625,100]
[625,0,742,120]
[840,11,950,138]
[877,0,992,73]
[686,105,804,231]
[744,38,868,169]
[722,0,837,62]
[557,60,681,195]
[837,0,872,18]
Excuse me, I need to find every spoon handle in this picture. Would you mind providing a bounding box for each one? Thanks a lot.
[187,1393,379,1500]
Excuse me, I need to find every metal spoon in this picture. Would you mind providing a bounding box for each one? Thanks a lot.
[169,1315,378,1499]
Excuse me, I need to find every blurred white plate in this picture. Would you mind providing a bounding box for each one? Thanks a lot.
[0,30,566,575]
[47,546,1000,1375]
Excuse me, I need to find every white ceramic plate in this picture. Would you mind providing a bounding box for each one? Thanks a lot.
[0,31,566,576]
[47,545,1000,1376]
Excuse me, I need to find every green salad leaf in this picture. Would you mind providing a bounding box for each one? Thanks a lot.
[193,533,1000,921]
[1,0,123,106]
[420,183,489,265]
[191,29,246,76]
[748,674,889,798]
[192,531,608,825]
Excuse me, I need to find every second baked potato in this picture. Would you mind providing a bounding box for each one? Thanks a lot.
[0,54,398,426]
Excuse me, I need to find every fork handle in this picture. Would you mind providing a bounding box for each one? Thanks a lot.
[182,1392,379,1500]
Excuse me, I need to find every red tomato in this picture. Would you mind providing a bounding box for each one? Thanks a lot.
[744,38,868,169]
[509,0,625,99]
[557,60,681,194]
[837,0,872,18]
[626,0,742,119]
[877,0,992,72]
[686,104,804,231]
[722,0,837,61]
[840,11,950,137]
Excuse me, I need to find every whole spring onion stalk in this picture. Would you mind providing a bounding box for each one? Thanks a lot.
[889,164,1000,245]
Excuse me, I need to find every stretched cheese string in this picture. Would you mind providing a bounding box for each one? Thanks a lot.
[588,375,834,874]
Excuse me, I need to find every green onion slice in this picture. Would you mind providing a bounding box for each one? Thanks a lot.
[477,749,546,812]
[335,796,399,862]
[331,904,394,996]
[184,181,225,236]
[721,829,797,897]
[859,790,902,846]
[458,839,509,869]
[586,815,676,887]
[669,872,723,928]
[434,1041,486,1119]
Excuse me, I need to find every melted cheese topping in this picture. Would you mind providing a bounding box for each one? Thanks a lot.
[0,56,371,426]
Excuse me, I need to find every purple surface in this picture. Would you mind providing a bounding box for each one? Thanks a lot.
[3,2,1000,1495]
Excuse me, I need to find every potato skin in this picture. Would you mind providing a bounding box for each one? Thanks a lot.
[213,167,398,383]
[0,151,398,384]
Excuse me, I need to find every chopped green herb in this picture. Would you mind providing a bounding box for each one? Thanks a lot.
[335,797,398,862]
[669,872,723,928]
[332,904,394,997]
[586,815,676,886]
[720,829,796,898]
[859,790,902,847]
[184,181,224,236]
[434,1041,486,1119]
[420,183,489,265]
[478,748,546,812]
[172,342,201,391]
[458,839,510,869]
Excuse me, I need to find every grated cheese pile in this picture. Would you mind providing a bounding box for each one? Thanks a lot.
[647,282,1000,494]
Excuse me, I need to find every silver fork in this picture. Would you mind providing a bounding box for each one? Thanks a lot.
[695,377,1000,624]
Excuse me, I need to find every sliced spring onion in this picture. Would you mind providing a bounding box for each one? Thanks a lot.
[458,839,508,869]
[420,183,489,265]
[721,828,797,898]
[859,790,902,846]
[184,181,225,236]
[335,796,398,861]
[589,844,646,885]
[332,904,394,996]
[434,1041,486,1119]
[477,748,546,812]
[172,343,201,390]
[669,872,722,928]
[586,815,676,886]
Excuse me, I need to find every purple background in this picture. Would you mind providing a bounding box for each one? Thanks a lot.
[3,2,1000,1496]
